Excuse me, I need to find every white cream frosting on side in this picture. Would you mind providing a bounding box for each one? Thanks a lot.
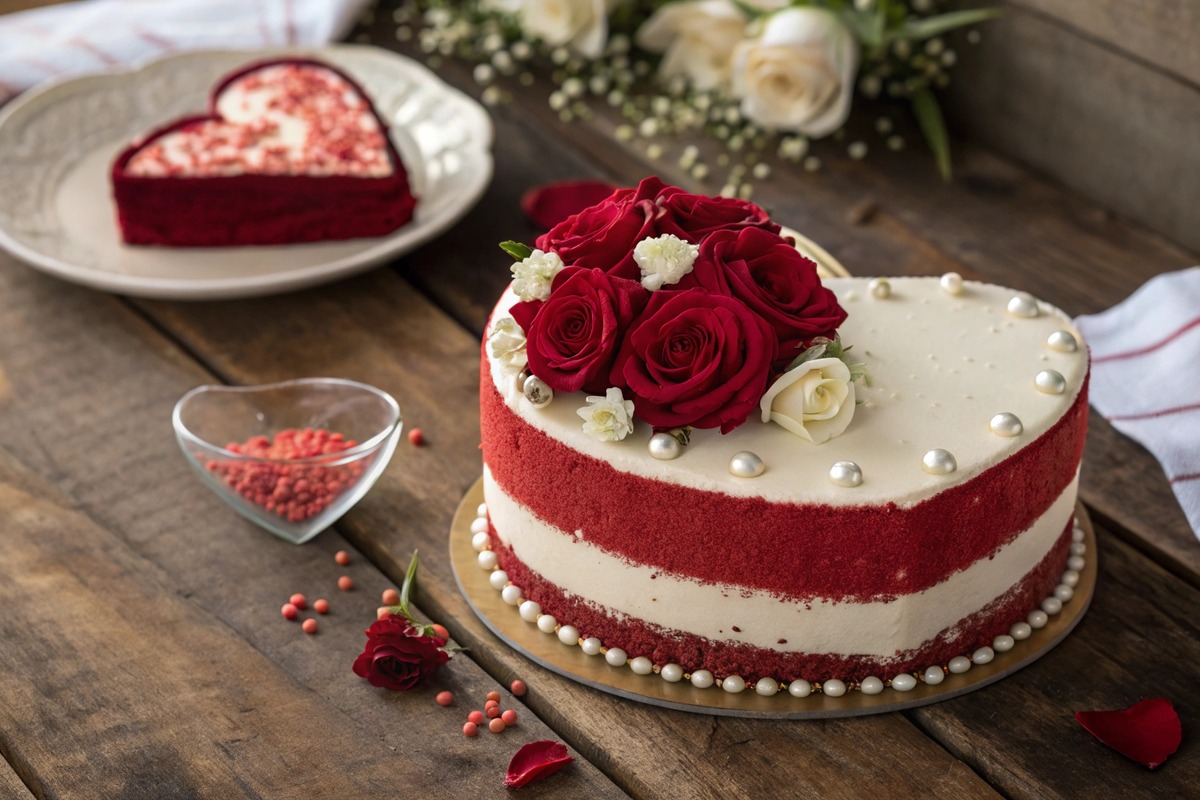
[487,276,1087,508]
[485,466,1079,658]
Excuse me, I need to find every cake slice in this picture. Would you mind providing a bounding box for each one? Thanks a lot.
[112,57,417,247]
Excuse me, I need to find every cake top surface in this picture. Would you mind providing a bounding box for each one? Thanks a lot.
[123,62,393,179]
[487,275,1087,507]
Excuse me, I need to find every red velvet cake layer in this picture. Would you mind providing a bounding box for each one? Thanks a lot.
[480,367,1088,603]
[490,520,1073,683]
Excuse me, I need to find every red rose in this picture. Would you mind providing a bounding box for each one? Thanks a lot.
[511,267,649,394]
[683,227,846,367]
[656,185,780,240]
[611,288,777,432]
[352,615,449,691]
[535,177,665,278]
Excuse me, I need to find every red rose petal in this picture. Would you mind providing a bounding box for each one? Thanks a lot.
[504,740,574,788]
[1075,697,1182,769]
[521,181,617,230]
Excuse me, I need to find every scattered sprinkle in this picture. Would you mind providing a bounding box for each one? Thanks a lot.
[468,710,485,725]
[436,691,454,706]
[313,598,330,615]
[335,550,351,566]
[501,709,518,725]
[408,427,425,446]
[289,593,307,610]
[486,706,501,719]
[486,690,501,702]
[432,623,450,639]
[302,618,318,635]
[381,588,400,606]
[338,576,354,591]
[511,679,527,697]
[281,603,299,621]
[463,722,479,737]
[489,718,506,734]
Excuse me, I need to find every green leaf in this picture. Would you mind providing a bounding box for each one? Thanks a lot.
[399,550,420,618]
[500,241,533,261]
[837,9,883,48]
[911,87,952,181]
[889,8,1001,42]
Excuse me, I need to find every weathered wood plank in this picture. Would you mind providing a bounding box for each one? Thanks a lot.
[909,523,1200,798]
[0,263,628,799]
[0,757,34,800]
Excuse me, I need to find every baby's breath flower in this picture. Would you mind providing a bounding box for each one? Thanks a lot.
[511,250,564,301]
[634,234,699,291]
[577,388,635,442]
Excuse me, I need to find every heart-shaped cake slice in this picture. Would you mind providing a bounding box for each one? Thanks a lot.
[112,57,417,247]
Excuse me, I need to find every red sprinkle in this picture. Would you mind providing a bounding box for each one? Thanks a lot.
[338,575,353,591]
[501,709,518,726]
[467,710,484,725]
[432,623,450,639]
[281,603,299,620]
[511,679,527,697]
[335,550,351,566]
[408,427,425,446]
[313,598,330,615]
[381,588,400,606]
[484,700,500,711]
[436,691,454,707]
[486,706,501,719]
[302,618,318,635]
[488,718,506,734]
[486,690,501,703]
[463,722,478,737]
[289,593,307,610]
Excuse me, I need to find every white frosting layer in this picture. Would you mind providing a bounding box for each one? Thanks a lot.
[485,467,1079,658]
[487,276,1087,507]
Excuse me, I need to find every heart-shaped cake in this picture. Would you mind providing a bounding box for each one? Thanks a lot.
[112,57,417,247]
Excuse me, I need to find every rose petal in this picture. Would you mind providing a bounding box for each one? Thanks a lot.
[1075,697,1182,769]
[522,181,618,230]
[504,740,574,788]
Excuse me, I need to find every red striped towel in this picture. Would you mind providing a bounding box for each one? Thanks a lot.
[1075,267,1200,538]
[0,0,372,105]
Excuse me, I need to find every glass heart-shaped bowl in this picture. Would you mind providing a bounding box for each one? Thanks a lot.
[172,378,402,544]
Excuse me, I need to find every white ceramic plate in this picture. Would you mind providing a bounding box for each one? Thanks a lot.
[0,45,494,300]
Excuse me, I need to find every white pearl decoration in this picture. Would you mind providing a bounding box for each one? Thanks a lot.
[948,656,972,674]
[605,648,628,667]
[522,375,554,407]
[1071,541,1087,556]
[477,551,498,570]
[868,278,892,299]
[828,460,864,488]
[891,673,917,692]
[860,677,884,695]
[923,666,945,685]
[648,432,683,460]
[661,663,684,683]
[972,646,995,665]
[821,679,847,697]
[1027,609,1049,629]
[1034,369,1066,394]
[1055,584,1075,602]
[691,670,715,689]
[1067,555,1086,571]
[921,448,957,475]
[536,614,558,634]
[1061,570,1080,588]
[629,656,653,675]
[993,635,1015,653]
[488,570,509,590]
[939,272,964,295]
[471,532,491,552]
[1041,597,1063,615]
[518,600,541,622]
[1007,294,1039,318]
[989,412,1023,438]
[722,675,746,693]
[501,584,523,605]
[581,637,603,656]
[755,677,780,696]
[475,503,488,517]
[788,679,812,698]
[470,516,489,535]
[728,451,766,478]
[1010,621,1032,640]
[557,625,579,645]
[1072,527,1085,543]
[1047,330,1079,353]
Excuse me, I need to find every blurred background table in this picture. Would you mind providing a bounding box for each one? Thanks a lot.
[0,2,1196,798]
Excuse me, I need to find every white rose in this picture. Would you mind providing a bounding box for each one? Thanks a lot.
[730,8,859,137]
[488,316,528,370]
[760,357,856,444]
[510,249,564,302]
[633,233,699,290]
[577,387,636,441]
[635,0,747,91]
[497,0,620,58]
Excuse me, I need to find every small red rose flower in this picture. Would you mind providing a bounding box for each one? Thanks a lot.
[612,288,777,433]
[1075,697,1182,769]
[511,267,649,394]
[535,177,665,278]
[351,614,449,691]
[505,741,574,788]
[684,227,847,368]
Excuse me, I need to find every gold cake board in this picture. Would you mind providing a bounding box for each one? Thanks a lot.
[450,477,1097,719]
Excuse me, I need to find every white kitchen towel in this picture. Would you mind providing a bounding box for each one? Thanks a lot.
[0,0,373,104]
[1074,267,1200,538]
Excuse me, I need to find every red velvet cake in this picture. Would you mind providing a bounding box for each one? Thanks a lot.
[475,179,1089,699]
[112,58,417,246]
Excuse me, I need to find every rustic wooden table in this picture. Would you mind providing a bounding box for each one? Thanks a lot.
[1,12,1197,800]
